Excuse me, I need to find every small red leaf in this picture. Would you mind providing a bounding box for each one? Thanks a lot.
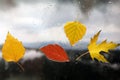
[40,44,69,62]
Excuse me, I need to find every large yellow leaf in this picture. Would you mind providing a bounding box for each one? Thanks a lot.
[64,21,86,46]
[2,32,25,62]
[88,31,119,62]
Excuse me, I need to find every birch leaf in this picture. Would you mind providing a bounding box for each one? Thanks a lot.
[64,21,86,46]
[2,32,25,62]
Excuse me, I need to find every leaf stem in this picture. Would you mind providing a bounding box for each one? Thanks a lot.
[76,51,89,61]
[16,62,24,72]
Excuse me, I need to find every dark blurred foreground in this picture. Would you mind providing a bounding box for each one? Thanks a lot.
[0,50,120,80]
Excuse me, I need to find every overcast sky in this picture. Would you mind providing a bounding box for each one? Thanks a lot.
[0,0,120,44]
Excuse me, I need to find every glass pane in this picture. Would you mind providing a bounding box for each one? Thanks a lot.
[0,0,120,80]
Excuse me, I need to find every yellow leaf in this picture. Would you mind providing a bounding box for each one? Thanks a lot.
[88,31,119,63]
[64,21,86,46]
[2,32,25,62]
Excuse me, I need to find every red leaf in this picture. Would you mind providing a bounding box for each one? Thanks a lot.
[40,44,69,62]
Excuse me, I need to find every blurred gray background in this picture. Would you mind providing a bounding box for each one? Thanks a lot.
[0,0,119,44]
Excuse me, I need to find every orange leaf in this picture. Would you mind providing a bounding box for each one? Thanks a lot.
[40,44,69,62]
